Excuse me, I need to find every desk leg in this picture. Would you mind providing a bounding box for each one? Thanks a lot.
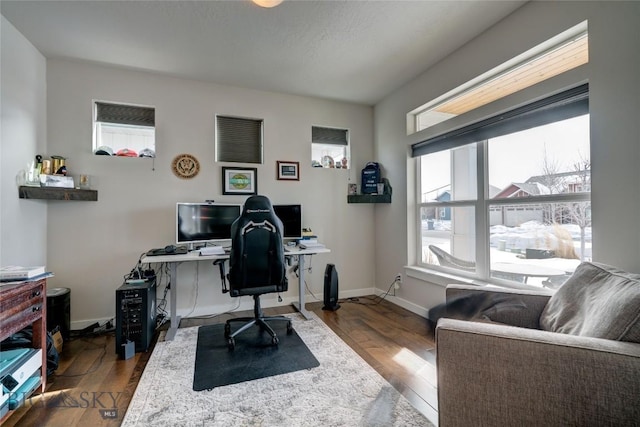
[165,262,181,341]
[291,254,313,320]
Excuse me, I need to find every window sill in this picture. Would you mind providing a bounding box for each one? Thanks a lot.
[404,265,535,291]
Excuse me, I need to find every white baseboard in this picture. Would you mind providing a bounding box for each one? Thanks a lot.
[70,287,423,330]
[375,290,429,318]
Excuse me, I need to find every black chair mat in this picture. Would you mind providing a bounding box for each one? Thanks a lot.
[193,321,320,391]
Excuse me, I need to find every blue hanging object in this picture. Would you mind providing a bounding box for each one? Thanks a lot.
[361,162,380,194]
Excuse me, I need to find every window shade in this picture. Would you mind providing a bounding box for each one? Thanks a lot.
[95,102,155,127]
[411,83,589,157]
[312,126,348,145]
[216,116,263,164]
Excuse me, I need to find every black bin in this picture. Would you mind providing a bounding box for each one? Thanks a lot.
[47,287,71,340]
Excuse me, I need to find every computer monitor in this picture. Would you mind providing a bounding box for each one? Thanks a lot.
[273,204,302,240]
[176,202,242,246]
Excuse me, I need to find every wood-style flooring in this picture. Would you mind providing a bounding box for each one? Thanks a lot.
[3,296,437,427]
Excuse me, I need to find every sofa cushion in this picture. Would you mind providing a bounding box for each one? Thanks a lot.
[540,262,640,343]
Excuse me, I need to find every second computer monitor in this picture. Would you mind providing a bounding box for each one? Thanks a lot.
[273,204,302,240]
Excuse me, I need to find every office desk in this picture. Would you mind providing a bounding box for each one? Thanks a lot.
[141,246,330,341]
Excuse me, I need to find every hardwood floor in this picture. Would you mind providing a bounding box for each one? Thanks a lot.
[4,296,437,427]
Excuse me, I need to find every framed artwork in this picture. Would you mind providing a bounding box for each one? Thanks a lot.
[277,161,300,181]
[222,167,258,195]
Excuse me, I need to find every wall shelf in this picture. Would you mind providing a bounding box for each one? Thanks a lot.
[19,186,98,201]
[347,194,391,203]
[347,178,392,204]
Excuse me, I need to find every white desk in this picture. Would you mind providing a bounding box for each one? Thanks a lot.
[140,245,330,341]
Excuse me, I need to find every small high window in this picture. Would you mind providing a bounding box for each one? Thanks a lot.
[216,115,263,164]
[311,126,350,169]
[93,101,155,157]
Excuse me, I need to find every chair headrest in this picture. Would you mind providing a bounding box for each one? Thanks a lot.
[242,195,273,214]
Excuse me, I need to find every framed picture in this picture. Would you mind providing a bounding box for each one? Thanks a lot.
[222,167,258,195]
[277,161,300,181]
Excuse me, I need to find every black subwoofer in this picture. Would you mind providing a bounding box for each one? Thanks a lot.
[322,264,340,311]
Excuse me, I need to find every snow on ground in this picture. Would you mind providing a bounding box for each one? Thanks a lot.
[423,220,588,288]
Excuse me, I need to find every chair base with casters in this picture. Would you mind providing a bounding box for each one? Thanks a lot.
[224,294,292,350]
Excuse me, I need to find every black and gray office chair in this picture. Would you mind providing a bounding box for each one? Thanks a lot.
[225,195,292,350]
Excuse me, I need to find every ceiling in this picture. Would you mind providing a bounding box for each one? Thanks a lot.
[1,0,526,106]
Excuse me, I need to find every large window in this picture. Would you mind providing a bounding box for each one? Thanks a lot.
[416,86,590,288]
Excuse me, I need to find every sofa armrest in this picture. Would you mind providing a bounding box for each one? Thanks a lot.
[446,284,553,329]
[436,318,640,427]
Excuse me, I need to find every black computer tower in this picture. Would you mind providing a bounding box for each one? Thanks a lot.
[115,278,156,354]
[322,263,340,311]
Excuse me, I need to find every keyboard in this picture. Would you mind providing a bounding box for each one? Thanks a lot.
[146,246,188,256]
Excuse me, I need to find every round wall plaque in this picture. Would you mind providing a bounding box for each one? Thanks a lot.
[172,154,200,179]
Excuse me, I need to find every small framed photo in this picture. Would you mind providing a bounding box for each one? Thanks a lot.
[277,161,300,181]
[222,167,258,195]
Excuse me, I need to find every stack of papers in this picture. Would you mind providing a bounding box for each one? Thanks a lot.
[299,241,325,249]
[199,246,225,256]
[0,266,46,281]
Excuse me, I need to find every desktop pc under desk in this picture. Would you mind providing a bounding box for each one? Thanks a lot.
[140,245,330,341]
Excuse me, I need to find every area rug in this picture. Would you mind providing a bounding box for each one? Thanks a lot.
[193,322,319,391]
[121,312,433,426]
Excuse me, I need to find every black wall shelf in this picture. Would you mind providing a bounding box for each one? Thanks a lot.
[347,178,392,204]
[347,194,391,204]
[19,186,98,201]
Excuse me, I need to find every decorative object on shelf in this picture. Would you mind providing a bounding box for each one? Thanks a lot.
[78,174,91,190]
[171,154,200,179]
[222,167,257,195]
[348,183,357,195]
[321,155,335,168]
[277,161,300,181]
[361,162,381,194]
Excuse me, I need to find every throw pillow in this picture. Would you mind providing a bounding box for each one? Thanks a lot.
[539,261,640,343]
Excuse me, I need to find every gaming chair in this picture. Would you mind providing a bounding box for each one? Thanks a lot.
[225,195,291,350]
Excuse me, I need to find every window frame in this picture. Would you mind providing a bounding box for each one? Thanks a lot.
[416,126,591,286]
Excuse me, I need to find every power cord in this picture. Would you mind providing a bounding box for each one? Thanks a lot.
[340,277,397,306]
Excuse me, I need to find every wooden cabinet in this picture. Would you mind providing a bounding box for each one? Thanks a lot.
[0,278,47,422]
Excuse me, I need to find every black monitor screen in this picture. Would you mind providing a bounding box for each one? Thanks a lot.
[176,203,241,245]
[273,204,302,239]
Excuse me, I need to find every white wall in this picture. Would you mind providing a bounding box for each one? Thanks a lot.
[45,59,375,327]
[374,1,640,312]
[0,16,47,267]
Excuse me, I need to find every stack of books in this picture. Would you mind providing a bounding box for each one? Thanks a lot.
[0,266,46,282]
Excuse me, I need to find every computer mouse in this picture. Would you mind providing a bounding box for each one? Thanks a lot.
[164,245,176,253]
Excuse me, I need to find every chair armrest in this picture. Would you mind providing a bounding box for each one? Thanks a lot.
[436,318,640,427]
[446,284,553,329]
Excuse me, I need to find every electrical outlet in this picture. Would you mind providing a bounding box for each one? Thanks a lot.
[394,273,402,290]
